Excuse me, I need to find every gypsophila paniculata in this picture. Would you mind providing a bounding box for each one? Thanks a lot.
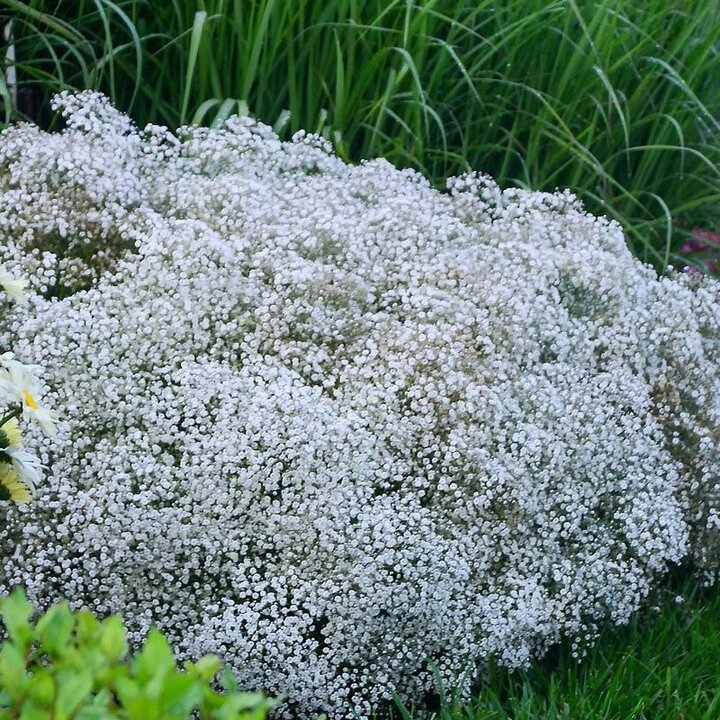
[0,91,718,717]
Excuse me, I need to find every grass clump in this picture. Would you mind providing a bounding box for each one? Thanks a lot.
[2,0,720,268]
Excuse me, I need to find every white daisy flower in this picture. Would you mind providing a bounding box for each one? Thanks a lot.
[0,353,57,436]
[0,463,31,504]
[3,446,43,488]
[0,264,28,303]
[0,416,22,449]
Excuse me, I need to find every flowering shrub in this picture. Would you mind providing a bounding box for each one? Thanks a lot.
[0,92,718,717]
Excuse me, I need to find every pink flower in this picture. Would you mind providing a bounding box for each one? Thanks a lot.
[692,227,720,245]
[680,239,707,254]
[679,228,719,276]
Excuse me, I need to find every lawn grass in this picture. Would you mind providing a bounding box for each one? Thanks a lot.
[3,0,720,269]
[395,573,720,720]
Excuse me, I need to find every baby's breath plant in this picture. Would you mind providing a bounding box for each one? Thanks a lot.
[0,92,718,718]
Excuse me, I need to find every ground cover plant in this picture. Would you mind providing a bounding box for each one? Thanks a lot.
[0,92,718,717]
[3,0,720,269]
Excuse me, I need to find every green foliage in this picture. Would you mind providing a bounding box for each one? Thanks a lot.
[0,589,277,720]
[2,0,720,269]
[398,575,720,719]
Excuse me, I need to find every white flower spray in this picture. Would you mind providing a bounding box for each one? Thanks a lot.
[0,91,717,717]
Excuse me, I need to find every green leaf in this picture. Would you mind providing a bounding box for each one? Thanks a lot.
[54,669,93,720]
[1,588,33,646]
[125,695,160,720]
[133,629,175,685]
[26,669,56,708]
[0,594,273,720]
[74,688,115,720]
[193,655,221,682]
[75,707,113,720]
[74,611,100,642]
[114,676,140,707]
[213,693,279,720]
[18,702,52,720]
[99,616,127,662]
[225,692,273,711]
[35,603,75,657]
[0,642,27,688]
[220,666,239,692]
[180,10,208,126]
[160,674,202,716]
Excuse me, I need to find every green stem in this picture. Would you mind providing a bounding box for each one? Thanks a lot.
[0,404,23,429]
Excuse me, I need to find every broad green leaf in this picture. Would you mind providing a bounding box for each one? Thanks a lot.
[225,692,273,711]
[99,616,127,662]
[114,675,140,706]
[74,688,115,720]
[214,693,280,720]
[35,603,74,657]
[75,611,101,642]
[54,669,93,720]
[133,629,175,685]
[125,695,160,720]
[160,674,203,715]
[193,655,221,682]
[220,666,239,692]
[236,692,270,710]
[18,702,51,720]
[0,642,27,688]
[0,589,33,646]
[26,669,56,707]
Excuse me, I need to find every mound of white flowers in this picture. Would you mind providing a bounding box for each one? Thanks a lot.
[0,92,718,717]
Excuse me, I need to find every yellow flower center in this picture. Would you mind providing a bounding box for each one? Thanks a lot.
[0,463,30,503]
[22,390,39,410]
[0,418,22,448]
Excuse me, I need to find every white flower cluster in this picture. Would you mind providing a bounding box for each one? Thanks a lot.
[0,91,718,717]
